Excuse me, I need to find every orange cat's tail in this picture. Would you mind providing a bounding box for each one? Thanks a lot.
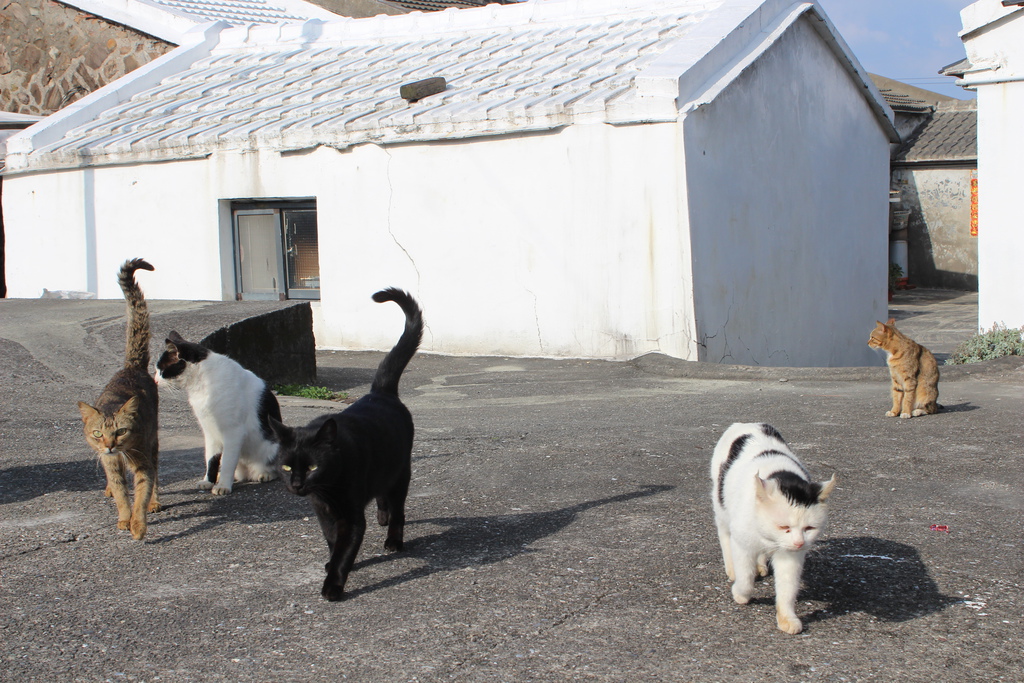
[117,258,155,370]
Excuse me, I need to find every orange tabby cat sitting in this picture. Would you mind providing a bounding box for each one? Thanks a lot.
[868,318,940,418]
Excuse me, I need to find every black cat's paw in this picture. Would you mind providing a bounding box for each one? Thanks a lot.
[377,509,390,526]
[321,581,346,602]
[384,538,403,552]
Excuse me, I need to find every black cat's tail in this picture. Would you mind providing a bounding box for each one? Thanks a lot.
[370,288,423,396]
[118,258,155,370]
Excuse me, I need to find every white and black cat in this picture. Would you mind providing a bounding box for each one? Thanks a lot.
[270,288,423,602]
[155,330,281,494]
[711,423,836,634]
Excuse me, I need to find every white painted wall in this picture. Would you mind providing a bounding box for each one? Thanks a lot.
[974,80,1024,329]
[4,122,699,360]
[960,1,1024,330]
[682,17,890,367]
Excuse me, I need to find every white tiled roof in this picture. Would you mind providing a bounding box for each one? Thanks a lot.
[23,0,721,170]
[9,0,895,172]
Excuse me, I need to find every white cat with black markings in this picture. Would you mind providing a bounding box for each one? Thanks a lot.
[711,423,836,635]
[155,331,281,495]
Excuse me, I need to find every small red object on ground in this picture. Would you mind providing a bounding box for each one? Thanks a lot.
[930,524,950,533]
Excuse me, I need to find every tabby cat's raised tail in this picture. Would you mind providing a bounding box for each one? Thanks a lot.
[78,257,160,540]
[118,258,155,370]
[370,288,423,396]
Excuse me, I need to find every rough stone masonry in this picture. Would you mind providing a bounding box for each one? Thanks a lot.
[0,0,173,116]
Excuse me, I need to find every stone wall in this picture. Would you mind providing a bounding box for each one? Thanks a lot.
[0,0,173,116]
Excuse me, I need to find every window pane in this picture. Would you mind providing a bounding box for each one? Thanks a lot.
[283,209,319,295]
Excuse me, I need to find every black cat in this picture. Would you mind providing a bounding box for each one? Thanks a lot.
[270,288,423,601]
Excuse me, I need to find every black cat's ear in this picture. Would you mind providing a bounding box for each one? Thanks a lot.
[268,417,292,446]
[313,418,337,446]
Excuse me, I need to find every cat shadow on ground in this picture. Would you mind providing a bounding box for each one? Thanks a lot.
[0,458,103,504]
[146,476,306,544]
[109,447,307,543]
[0,446,240,506]
[799,536,959,624]
[343,484,674,600]
[938,402,978,414]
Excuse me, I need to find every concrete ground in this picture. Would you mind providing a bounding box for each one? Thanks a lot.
[0,290,1021,682]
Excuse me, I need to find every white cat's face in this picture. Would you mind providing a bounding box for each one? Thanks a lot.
[154,333,207,388]
[758,493,829,552]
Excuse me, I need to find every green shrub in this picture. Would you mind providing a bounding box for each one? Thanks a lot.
[888,263,903,292]
[274,384,347,401]
[946,324,1024,365]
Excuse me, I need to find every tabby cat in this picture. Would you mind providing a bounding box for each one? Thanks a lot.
[154,330,281,495]
[270,288,423,602]
[711,423,836,635]
[868,318,940,418]
[77,258,160,541]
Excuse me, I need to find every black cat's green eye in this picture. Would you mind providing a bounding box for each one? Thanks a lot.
[309,464,318,471]
[281,465,291,472]
[92,430,102,438]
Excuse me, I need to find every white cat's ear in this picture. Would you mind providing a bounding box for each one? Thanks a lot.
[162,343,180,362]
[753,475,776,503]
[818,474,837,501]
[163,332,183,357]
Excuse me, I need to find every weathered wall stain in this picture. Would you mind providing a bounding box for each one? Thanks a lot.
[893,167,978,291]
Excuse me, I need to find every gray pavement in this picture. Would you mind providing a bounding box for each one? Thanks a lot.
[887,288,979,363]
[1,291,1022,682]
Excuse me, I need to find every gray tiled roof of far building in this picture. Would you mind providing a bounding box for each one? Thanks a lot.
[147,0,311,23]
[385,0,497,10]
[893,101,977,164]
[64,0,340,33]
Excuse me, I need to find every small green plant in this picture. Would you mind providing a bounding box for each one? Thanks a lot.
[888,263,903,292]
[946,324,1024,365]
[274,384,347,401]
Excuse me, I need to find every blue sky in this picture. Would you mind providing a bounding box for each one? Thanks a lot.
[816,0,975,99]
